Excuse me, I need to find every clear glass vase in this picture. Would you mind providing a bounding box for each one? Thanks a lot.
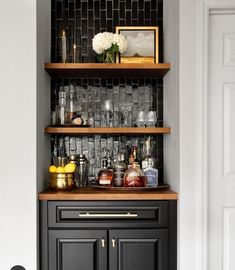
[103,51,115,63]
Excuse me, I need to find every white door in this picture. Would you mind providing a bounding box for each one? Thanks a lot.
[208,12,235,270]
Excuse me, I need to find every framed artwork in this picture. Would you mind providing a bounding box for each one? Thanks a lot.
[115,26,159,64]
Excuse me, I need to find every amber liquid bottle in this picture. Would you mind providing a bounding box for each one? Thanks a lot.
[97,159,113,186]
[123,162,146,187]
[129,145,141,169]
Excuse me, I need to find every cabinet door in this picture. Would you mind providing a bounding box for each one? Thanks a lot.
[49,230,107,270]
[109,229,168,270]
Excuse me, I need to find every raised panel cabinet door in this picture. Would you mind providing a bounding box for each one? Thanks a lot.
[109,229,168,270]
[48,230,107,270]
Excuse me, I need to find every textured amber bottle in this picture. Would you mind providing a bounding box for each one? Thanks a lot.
[123,162,146,187]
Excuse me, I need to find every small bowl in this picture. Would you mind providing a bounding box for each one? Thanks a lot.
[49,172,74,191]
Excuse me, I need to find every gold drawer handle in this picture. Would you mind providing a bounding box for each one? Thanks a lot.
[79,212,138,218]
[101,238,105,248]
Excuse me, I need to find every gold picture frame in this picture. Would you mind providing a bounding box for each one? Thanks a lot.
[116,26,159,64]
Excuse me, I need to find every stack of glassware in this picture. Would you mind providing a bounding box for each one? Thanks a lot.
[52,85,158,128]
[55,85,77,125]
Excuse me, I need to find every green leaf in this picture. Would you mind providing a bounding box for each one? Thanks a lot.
[110,43,119,53]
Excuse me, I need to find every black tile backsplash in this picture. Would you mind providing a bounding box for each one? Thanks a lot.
[51,0,165,183]
[51,0,163,63]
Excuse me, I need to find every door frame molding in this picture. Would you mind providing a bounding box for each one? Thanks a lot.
[196,1,235,270]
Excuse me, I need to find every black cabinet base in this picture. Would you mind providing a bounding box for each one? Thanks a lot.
[40,200,177,270]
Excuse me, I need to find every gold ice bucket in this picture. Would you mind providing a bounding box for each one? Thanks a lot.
[49,172,74,191]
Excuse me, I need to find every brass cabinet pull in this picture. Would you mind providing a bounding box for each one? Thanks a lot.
[112,239,116,248]
[79,212,138,218]
[101,238,105,248]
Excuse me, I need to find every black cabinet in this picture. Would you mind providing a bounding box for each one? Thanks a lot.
[48,230,107,270]
[40,201,176,270]
[109,230,168,270]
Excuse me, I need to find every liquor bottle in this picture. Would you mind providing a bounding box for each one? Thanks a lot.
[113,154,127,187]
[142,137,155,169]
[132,145,139,163]
[107,156,113,171]
[97,159,113,186]
[128,154,135,169]
[130,145,140,168]
[143,158,158,187]
[123,162,146,187]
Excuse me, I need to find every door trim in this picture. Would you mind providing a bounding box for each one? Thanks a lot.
[196,1,235,270]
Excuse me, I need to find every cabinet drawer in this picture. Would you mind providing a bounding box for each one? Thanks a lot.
[48,201,168,228]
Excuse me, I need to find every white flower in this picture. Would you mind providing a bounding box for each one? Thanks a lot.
[92,32,128,55]
[113,33,128,53]
[92,32,114,54]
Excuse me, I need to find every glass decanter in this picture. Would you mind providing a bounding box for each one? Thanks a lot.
[123,162,147,187]
[143,158,158,187]
[66,86,77,124]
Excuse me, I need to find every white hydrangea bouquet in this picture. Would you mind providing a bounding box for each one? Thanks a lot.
[92,32,128,63]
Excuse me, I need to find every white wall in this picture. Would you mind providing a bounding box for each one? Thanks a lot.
[0,0,37,269]
[0,0,200,269]
[37,0,51,268]
[164,0,198,270]
[37,0,51,193]
[0,0,50,269]
[164,0,180,193]
[179,0,198,269]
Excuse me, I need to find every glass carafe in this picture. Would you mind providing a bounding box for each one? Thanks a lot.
[56,97,67,125]
[66,86,77,124]
[123,162,146,187]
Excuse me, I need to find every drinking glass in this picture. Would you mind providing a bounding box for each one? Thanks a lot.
[103,99,113,127]
[146,111,157,127]
[88,111,95,127]
[88,160,96,185]
[120,102,133,127]
[136,111,146,127]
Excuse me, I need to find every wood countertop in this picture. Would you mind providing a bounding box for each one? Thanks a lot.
[38,188,178,201]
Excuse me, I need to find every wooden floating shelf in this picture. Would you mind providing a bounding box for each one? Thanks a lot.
[44,63,171,78]
[44,127,171,135]
[38,188,178,201]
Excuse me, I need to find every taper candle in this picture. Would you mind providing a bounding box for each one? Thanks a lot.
[73,43,77,63]
[62,30,66,63]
